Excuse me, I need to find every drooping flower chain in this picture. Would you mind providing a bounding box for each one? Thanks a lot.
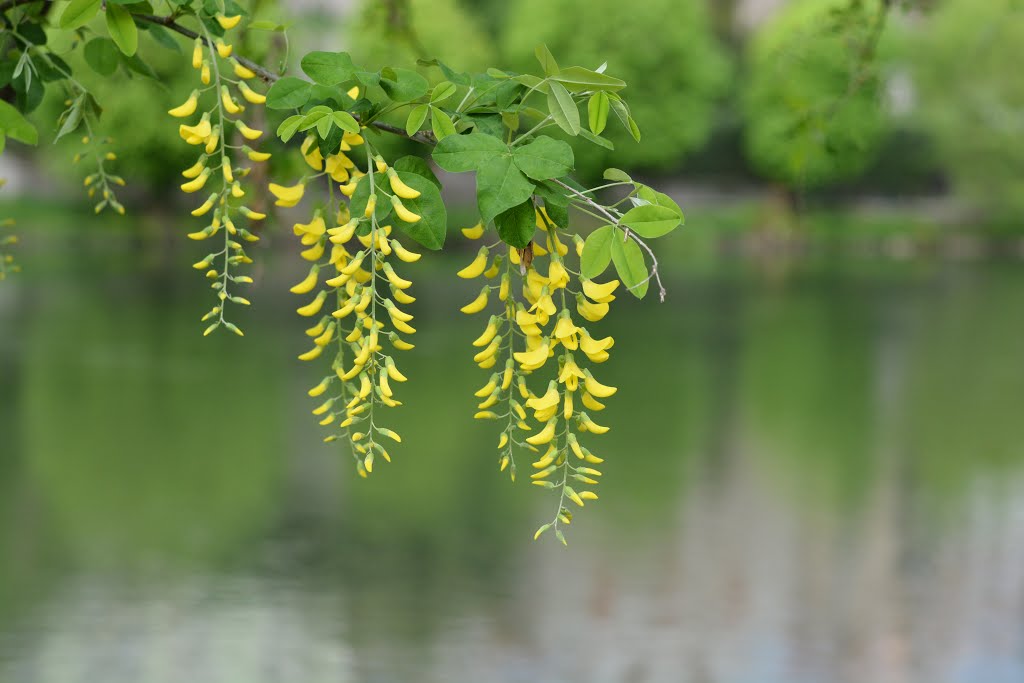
[459,209,619,542]
[168,12,270,336]
[285,138,424,476]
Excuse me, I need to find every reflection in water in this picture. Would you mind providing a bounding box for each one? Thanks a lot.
[2,238,1024,683]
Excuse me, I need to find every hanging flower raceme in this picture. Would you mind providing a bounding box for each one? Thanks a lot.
[290,147,421,477]
[461,208,620,544]
[170,13,270,336]
[74,134,126,215]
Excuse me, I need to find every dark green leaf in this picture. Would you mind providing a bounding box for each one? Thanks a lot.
[495,80,522,111]
[620,204,681,239]
[580,225,615,279]
[476,155,536,225]
[416,57,470,86]
[430,106,456,141]
[350,173,392,224]
[535,180,570,228]
[390,174,446,250]
[266,77,312,110]
[106,4,138,56]
[300,51,355,86]
[512,135,574,181]
[394,155,442,190]
[147,25,181,52]
[610,230,648,298]
[432,131,507,172]
[494,199,536,249]
[546,80,580,136]
[379,67,429,102]
[60,0,101,29]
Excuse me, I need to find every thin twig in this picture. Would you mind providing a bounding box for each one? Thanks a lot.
[552,178,667,302]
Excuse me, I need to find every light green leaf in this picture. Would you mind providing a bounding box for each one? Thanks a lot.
[394,155,442,189]
[476,155,536,225]
[493,199,536,249]
[83,37,120,76]
[535,44,560,76]
[512,135,574,181]
[603,168,632,183]
[300,51,355,86]
[405,104,429,137]
[105,4,138,56]
[552,66,626,93]
[580,225,615,279]
[620,204,682,239]
[546,81,580,136]
[276,114,303,142]
[432,131,507,172]
[430,80,457,104]
[266,77,312,110]
[430,106,456,141]
[637,185,684,221]
[610,231,649,298]
[579,129,614,150]
[380,67,429,102]
[0,100,37,145]
[60,0,101,29]
[609,94,641,142]
[588,92,609,135]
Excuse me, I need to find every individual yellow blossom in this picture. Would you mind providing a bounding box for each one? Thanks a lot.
[577,294,609,322]
[270,182,305,207]
[296,290,328,317]
[460,286,489,314]
[457,246,489,278]
[583,370,617,398]
[387,169,420,199]
[582,279,620,303]
[168,90,199,118]
[462,223,484,239]
[238,81,266,104]
[391,195,421,223]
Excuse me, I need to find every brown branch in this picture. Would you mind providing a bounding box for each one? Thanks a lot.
[131,13,435,145]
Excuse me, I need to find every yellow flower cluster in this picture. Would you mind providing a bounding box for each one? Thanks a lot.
[459,209,619,541]
[0,180,17,281]
[287,143,422,477]
[169,14,270,336]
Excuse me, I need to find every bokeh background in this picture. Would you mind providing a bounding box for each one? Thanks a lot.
[2,1,1024,682]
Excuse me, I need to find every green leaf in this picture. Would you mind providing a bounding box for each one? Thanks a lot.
[580,225,615,279]
[432,132,507,172]
[588,92,609,135]
[535,180,570,229]
[300,51,355,86]
[394,155,442,190]
[276,114,303,142]
[0,100,37,145]
[350,173,392,224]
[603,168,632,183]
[54,96,84,142]
[298,105,331,132]
[476,155,536,225]
[379,67,429,102]
[637,185,684,221]
[83,38,120,77]
[390,174,446,250]
[535,44,560,76]
[546,80,580,136]
[493,199,536,249]
[512,74,550,94]
[147,25,182,52]
[620,205,682,239]
[105,4,138,56]
[609,94,641,142]
[552,66,626,93]
[512,135,574,181]
[430,80,457,104]
[430,106,456,141]
[331,110,360,134]
[610,230,649,298]
[579,129,614,150]
[60,0,101,29]
[266,77,312,110]
[405,104,429,137]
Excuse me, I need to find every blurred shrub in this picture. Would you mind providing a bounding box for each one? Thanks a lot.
[500,0,731,178]
[909,0,1024,218]
[742,0,887,188]
[348,0,496,74]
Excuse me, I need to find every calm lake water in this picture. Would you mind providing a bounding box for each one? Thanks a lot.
[1,221,1024,683]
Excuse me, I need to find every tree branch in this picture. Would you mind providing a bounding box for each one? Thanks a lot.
[130,13,435,145]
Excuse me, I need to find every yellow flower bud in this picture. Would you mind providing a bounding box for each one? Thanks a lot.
[168,90,199,118]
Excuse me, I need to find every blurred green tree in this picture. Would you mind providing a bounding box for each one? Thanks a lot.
[499,0,731,177]
[909,0,1024,218]
[742,0,888,188]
